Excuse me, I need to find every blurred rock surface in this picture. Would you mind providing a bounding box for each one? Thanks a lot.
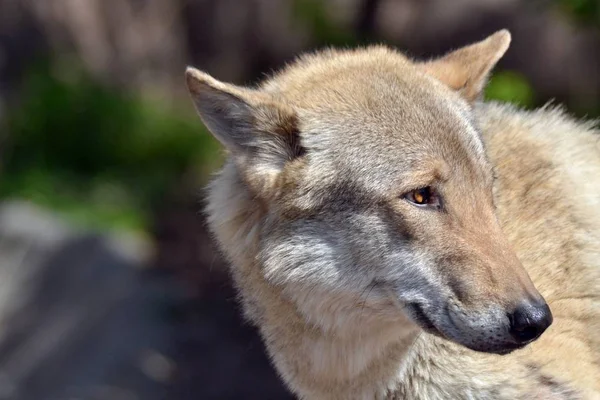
[0,201,290,399]
[0,201,172,400]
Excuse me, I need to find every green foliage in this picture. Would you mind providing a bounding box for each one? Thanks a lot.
[1,62,220,233]
[556,0,600,26]
[485,70,536,108]
[292,0,358,46]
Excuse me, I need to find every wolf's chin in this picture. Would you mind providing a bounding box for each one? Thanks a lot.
[465,342,526,355]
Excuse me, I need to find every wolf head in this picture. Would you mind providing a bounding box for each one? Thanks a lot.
[187,30,552,355]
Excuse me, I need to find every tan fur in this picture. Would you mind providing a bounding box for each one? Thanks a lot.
[187,30,600,399]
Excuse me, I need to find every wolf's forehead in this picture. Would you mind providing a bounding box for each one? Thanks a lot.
[293,87,488,190]
[294,80,482,158]
[268,59,422,111]
[264,51,469,135]
[263,49,488,184]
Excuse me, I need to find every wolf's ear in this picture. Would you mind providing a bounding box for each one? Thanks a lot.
[419,30,511,103]
[185,67,303,193]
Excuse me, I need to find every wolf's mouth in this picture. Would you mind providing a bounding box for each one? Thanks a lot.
[404,302,444,338]
[404,304,529,354]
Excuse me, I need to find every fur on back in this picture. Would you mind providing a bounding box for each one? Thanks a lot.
[198,39,600,399]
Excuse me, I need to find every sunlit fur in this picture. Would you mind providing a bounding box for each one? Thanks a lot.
[188,31,600,399]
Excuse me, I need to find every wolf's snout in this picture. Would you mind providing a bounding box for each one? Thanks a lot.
[508,301,553,344]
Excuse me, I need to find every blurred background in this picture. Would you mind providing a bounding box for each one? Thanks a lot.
[0,0,598,399]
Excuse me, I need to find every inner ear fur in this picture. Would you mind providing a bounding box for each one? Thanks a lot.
[419,29,511,103]
[185,67,304,195]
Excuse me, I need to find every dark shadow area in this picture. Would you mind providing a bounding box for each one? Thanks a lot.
[0,233,173,400]
[153,204,293,400]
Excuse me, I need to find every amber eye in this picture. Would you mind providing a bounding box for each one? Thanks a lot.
[412,188,429,204]
[404,187,440,208]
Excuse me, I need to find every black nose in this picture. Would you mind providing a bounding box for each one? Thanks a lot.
[508,301,553,344]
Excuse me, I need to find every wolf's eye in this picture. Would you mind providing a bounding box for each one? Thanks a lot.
[404,187,440,209]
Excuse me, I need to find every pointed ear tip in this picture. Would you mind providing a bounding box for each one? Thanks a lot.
[185,67,210,94]
[185,66,202,80]
[492,29,512,48]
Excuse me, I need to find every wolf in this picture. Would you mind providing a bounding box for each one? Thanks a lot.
[185,30,600,399]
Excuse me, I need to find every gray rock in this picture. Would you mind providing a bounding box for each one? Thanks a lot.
[0,201,174,400]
